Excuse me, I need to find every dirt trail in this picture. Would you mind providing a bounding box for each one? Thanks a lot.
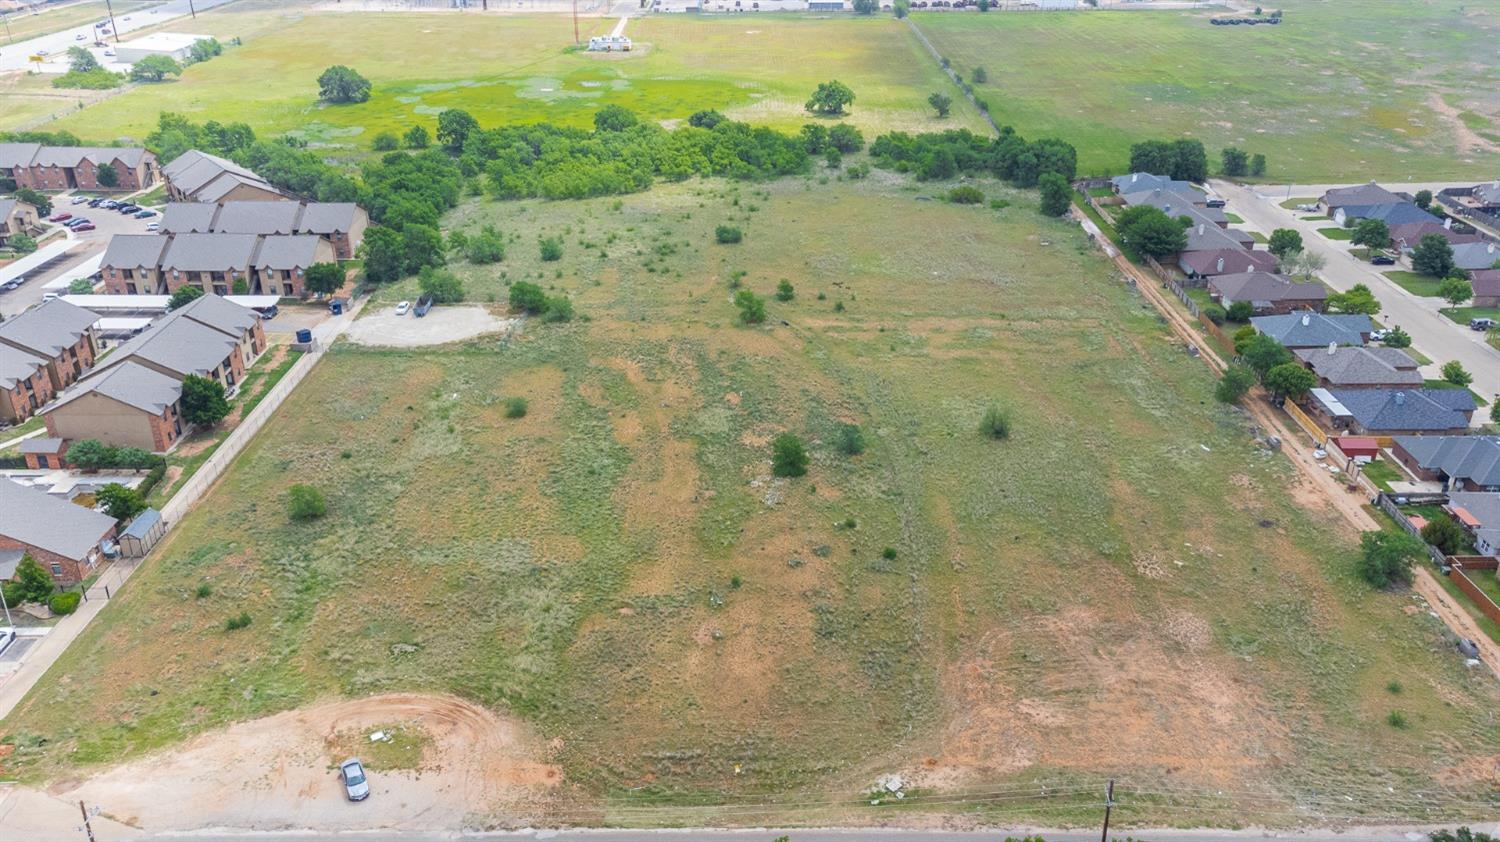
[1107,246,1500,678]
[44,693,561,834]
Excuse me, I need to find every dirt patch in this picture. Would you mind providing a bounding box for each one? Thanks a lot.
[346,305,516,348]
[1426,92,1499,156]
[53,693,560,833]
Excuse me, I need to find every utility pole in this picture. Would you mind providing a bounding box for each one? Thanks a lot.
[79,800,96,842]
[571,0,579,45]
[1099,779,1116,842]
[188,0,197,19]
[104,0,120,43]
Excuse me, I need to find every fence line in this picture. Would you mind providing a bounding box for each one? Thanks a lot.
[1451,562,1500,626]
[1375,493,1451,567]
[1281,399,1327,445]
[904,17,1002,137]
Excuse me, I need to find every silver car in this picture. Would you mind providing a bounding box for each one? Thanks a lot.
[340,758,370,801]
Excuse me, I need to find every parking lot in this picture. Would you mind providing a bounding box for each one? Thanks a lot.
[0,191,161,317]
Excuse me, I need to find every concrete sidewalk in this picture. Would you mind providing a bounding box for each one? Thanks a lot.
[0,299,365,721]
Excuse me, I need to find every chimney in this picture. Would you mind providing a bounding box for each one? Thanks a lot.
[1216,257,1225,272]
[1198,224,1205,235]
[1327,341,1337,355]
[1301,313,1311,326]
[1444,217,1452,230]
[1131,173,1139,183]
[1394,391,1405,406]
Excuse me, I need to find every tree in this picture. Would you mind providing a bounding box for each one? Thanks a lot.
[401,224,445,274]
[1169,139,1208,182]
[96,162,119,188]
[800,124,829,154]
[1437,277,1472,306]
[1414,189,1433,210]
[594,104,638,132]
[188,37,222,63]
[231,279,249,295]
[927,92,953,118]
[167,285,204,311]
[893,0,909,16]
[538,236,564,261]
[735,289,766,324]
[715,225,743,244]
[436,108,479,152]
[1441,360,1473,387]
[13,555,55,603]
[1327,283,1380,315]
[371,131,400,151]
[1038,172,1071,217]
[417,266,464,303]
[69,278,94,294]
[1357,530,1423,588]
[976,0,990,10]
[465,225,505,263]
[972,66,987,84]
[851,0,879,13]
[1267,228,1303,260]
[1350,217,1390,251]
[288,484,327,521]
[65,438,112,470]
[360,225,405,283]
[97,483,146,522]
[1114,205,1188,258]
[317,65,371,103]
[1226,300,1255,323]
[15,187,51,216]
[1249,153,1266,177]
[829,123,864,153]
[771,433,809,477]
[67,45,99,73]
[1421,515,1468,556]
[836,423,865,456]
[130,54,182,82]
[1239,334,1292,380]
[1263,362,1317,400]
[776,279,795,301]
[509,281,547,314]
[1282,249,1325,280]
[1411,233,1457,277]
[1128,140,1175,176]
[688,109,726,129]
[1430,828,1499,842]
[303,262,343,296]
[1384,326,1412,348]
[805,81,855,115]
[7,234,37,254]
[1493,400,1500,427]
[1215,364,1256,404]
[1221,147,1248,177]
[180,374,230,427]
[403,124,431,149]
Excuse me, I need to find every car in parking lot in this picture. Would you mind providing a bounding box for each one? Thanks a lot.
[72,223,95,232]
[339,759,369,801]
[0,279,23,292]
[134,209,156,218]
[117,204,140,214]
[48,212,72,222]
[1472,318,1497,331]
[101,200,119,209]
[65,217,91,228]
[395,300,411,316]
[70,196,89,205]
[146,222,160,231]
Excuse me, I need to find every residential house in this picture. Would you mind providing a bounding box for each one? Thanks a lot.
[0,196,39,247]
[158,232,260,296]
[1178,247,1279,280]
[1386,221,1481,252]
[1293,345,1423,389]
[1450,241,1500,272]
[0,346,52,423]
[1208,271,1327,315]
[0,143,159,192]
[100,234,171,294]
[1250,311,1371,348]
[0,299,100,391]
[1444,181,1500,215]
[0,480,118,586]
[161,201,368,260]
[161,150,286,203]
[1111,173,1199,196]
[17,437,67,470]
[1307,388,1475,436]
[1332,201,1437,228]
[1183,221,1255,253]
[1392,435,1500,492]
[1445,492,1500,557]
[253,235,337,297]
[1119,188,1227,226]
[43,361,185,452]
[1469,269,1500,307]
[167,292,267,367]
[1320,182,1403,217]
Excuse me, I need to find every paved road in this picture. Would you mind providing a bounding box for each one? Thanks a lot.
[1210,180,1500,407]
[0,0,239,72]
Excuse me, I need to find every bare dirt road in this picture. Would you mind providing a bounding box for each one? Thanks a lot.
[2,693,562,838]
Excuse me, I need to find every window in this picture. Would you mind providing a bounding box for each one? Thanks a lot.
[50,563,63,576]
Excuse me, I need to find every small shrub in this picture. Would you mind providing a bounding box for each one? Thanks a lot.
[772,433,809,478]
[1386,680,1402,694]
[836,423,866,456]
[1226,300,1255,323]
[881,547,897,561]
[948,185,985,205]
[287,484,327,522]
[776,279,795,302]
[538,236,564,261]
[735,289,766,325]
[505,397,529,418]
[715,225,743,245]
[194,583,213,599]
[989,198,1011,210]
[1203,303,1227,325]
[1386,710,1407,729]
[225,612,253,631]
[729,575,742,590]
[980,405,1011,439]
[48,592,81,616]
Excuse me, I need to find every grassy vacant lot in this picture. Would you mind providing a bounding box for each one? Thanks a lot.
[916,0,1500,180]
[32,5,982,149]
[6,174,1498,825]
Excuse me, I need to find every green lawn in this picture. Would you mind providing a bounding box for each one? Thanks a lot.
[1281,198,1316,209]
[1384,270,1445,297]
[1359,459,1404,492]
[36,7,984,150]
[6,175,1499,827]
[915,0,1500,180]
[1440,305,1500,328]
[1224,212,1244,224]
[1318,227,1353,241]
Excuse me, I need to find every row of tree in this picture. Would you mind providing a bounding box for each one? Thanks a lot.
[868,126,1077,187]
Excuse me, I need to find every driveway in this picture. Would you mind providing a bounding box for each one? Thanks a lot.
[345,304,517,347]
[1211,179,1500,409]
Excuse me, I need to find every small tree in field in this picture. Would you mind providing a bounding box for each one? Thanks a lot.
[404,124,431,149]
[836,423,865,456]
[180,374,229,427]
[1421,515,1468,555]
[509,281,547,314]
[927,92,953,118]
[715,225,743,244]
[772,433,809,477]
[1038,172,1071,217]
[1215,364,1255,404]
[776,280,795,301]
[130,54,182,82]
[1249,153,1266,176]
[735,289,766,324]
[287,484,327,521]
[805,80,855,115]
[1220,147,1248,177]
[317,65,371,103]
[1357,530,1422,588]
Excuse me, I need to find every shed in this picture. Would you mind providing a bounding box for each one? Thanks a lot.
[118,508,165,559]
[1336,436,1380,460]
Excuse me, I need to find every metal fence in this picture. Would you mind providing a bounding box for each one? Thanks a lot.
[1375,492,1450,567]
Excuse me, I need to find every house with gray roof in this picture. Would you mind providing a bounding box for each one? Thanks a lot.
[1119,188,1226,226]
[43,360,186,453]
[1332,201,1439,228]
[1209,271,1326,315]
[1393,435,1500,492]
[0,345,52,424]
[1320,182,1403,216]
[1293,345,1422,389]
[160,293,267,368]
[1309,387,1475,436]
[1250,311,1371,348]
[1450,241,1500,272]
[0,299,100,391]
[1183,221,1254,253]
[254,235,337,296]
[89,314,245,389]
[1111,173,1198,196]
[103,229,342,296]
[1178,247,1278,279]
[159,202,220,234]
[0,480,119,586]
[162,150,285,203]
[1387,221,1481,252]
[1469,269,1500,307]
[0,144,158,192]
[0,196,39,247]
[100,234,171,295]
[1445,492,1500,557]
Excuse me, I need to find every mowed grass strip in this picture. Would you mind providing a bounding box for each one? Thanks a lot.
[40,6,984,149]
[915,0,1500,180]
[4,176,1498,826]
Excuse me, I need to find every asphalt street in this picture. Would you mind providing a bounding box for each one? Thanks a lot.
[0,0,240,73]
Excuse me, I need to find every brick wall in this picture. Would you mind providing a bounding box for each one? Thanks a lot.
[0,533,113,586]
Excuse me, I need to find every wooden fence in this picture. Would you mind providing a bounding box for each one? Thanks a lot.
[1451,559,1500,627]
[1282,399,1327,445]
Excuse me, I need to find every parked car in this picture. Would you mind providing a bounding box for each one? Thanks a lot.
[339,759,369,802]
[48,212,72,222]
[257,304,279,320]
[117,204,139,214]
[146,222,160,231]
[103,49,115,57]
[1205,198,1227,208]
[1369,329,1389,342]
[101,200,120,209]
[1371,254,1396,265]
[1471,318,1497,331]
[0,279,23,291]
[87,198,104,207]
[72,223,95,232]
[74,33,85,40]
[70,195,89,205]
[42,292,59,302]
[395,300,411,316]
[134,209,156,218]
[414,295,434,317]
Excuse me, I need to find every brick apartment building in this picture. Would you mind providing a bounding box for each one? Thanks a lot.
[101,232,337,297]
[0,299,100,391]
[0,196,40,248]
[0,480,118,586]
[44,361,187,452]
[161,149,285,203]
[161,200,368,260]
[0,143,159,192]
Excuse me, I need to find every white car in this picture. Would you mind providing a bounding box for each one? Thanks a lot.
[146,222,160,231]
[103,49,115,57]
[71,196,89,205]
[395,301,411,316]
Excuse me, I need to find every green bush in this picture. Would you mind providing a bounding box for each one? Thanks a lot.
[194,582,213,599]
[1226,300,1255,323]
[538,236,564,261]
[371,131,400,151]
[505,397,529,418]
[735,289,766,325]
[881,546,897,560]
[947,186,985,205]
[48,592,81,616]
[509,281,547,314]
[775,280,795,302]
[287,484,327,521]
[980,405,1011,439]
[836,423,866,456]
[225,612,252,631]
[715,225,743,244]
[772,433,809,478]
[1203,303,1227,325]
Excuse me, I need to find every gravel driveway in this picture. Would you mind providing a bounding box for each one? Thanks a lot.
[345,304,517,347]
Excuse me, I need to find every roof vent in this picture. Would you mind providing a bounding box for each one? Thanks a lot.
[1394,391,1405,406]
[1302,313,1311,326]
[1327,341,1337,355]
[1131,173,1139,183]
[1198,224,1205,235]
[1216,257,1225,272]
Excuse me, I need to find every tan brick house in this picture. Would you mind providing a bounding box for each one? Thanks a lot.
[43,361,185,452]
[0,196,40,247]
[0,299,100,391]
[0,480,119,586]
[0,347,54,423]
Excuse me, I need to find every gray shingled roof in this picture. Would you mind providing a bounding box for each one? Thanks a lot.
[1294,345,1422,387]
[0,345,47,390]
[17,437,65,454]
[1475,181,1500,206]
[0,142,42,169]
[51,358,183,415]
[163,150,263,195]
[0,198,16,219]
[1251,311,1371,347]
[29,146,149,169]
[92,317,237,379]
[213,201,300,235]
[1121,188,1225,224]
[1324,388,1475,432]
[169,292,257,337]
[1451,241,1500,271]
[1184,222,1253,252]
[0,479,117,562]
[1448,491,1500,529]
[102,234,169,270]
[0,299,99,357]
[297,202,358,234]
[1322,182,1403,209]
[1179,248,1278,276]
[1471,269,1500,297]
[1340,202,1438,226]
[1210,272,1326,306]
[253,234,323,270]
[197,172,280,203]
[160,233,259,271]
[160,203,219,234]
[1395,436,1500,488]
[1111,173,1198,195]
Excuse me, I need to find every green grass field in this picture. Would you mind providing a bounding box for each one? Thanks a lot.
[915,0,1500,180]
[5,173,1498,826]
[30,6,983,150]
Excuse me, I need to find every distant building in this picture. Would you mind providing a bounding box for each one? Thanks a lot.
[102,232,337,297]
[1319,182,1403,217]
[587,35,632,51]
[0,143,159,192]
[0,197,40,248]
[1392,436,1500,492]
[114,32,214,63]
[162,150,286,203]
[1293,345,1422,390]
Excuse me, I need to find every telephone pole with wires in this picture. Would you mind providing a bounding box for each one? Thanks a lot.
[1099,778,1116,842]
